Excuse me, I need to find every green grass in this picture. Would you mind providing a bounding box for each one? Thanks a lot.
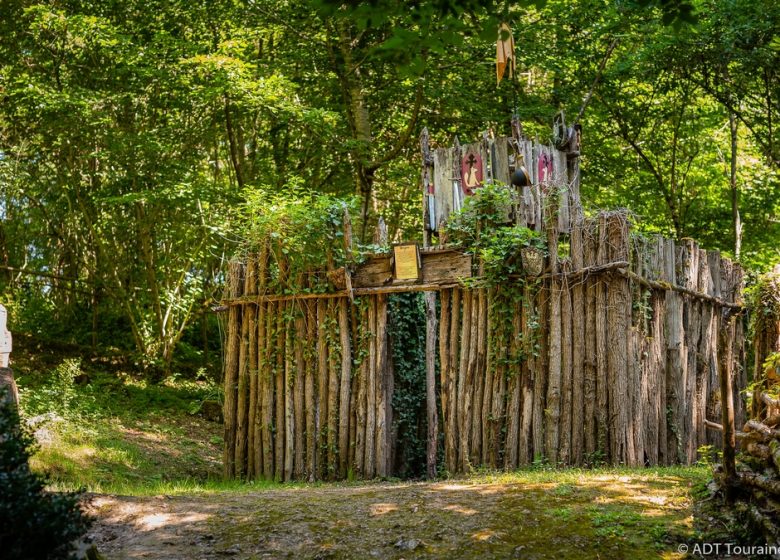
[14,356,226,494]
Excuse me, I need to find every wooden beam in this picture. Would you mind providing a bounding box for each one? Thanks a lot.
[218,260,744,310]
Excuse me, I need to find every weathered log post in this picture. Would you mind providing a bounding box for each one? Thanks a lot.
[544,176,561,465]
[223,261,243,478]
[447,288,461,473]
[421,128,439,479]
[245,253,259,477]
[605,211,633,465]
[337,207,354,478]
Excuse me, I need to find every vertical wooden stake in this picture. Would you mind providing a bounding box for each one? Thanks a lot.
[447,288,461,473]
[284,311,295,481]
[246,255,258,478]
[457,290,473,471]
[354,302,368,477]
[439,289,451,471]
[274,301,286,481]
[421,127,439,478]
[365,296,377,478]
[375,294,389,477]
[425,290,439,479]
[305,301,316,481]
[338,296,353,478]
[223,261,243,479]
[293,308,305,480]
[719,310,737,503]
[261,300,275,479]
[316,299,329,479]
[235,301,250,477]
[595,216,609,460]
[256,244,270,479]
[327,300,339,479]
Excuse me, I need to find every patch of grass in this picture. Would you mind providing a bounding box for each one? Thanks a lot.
[552,482,575,496]
[15,358,224,494]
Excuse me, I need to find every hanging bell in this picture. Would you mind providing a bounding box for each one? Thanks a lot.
[511,166,530,188]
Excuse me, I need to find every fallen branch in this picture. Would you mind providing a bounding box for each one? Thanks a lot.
[744,420,780,440]
[739,471,780,497]
[761,393,780,408]
[703,419,749,440]
[625,270,743,310]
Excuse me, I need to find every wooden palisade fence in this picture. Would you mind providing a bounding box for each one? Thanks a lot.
[436,213,746,471]
[221,127,747,480]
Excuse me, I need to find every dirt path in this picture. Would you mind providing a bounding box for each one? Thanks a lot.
[85,472,699,559]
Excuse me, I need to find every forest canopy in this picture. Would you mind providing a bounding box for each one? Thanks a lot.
[0,0,778,371]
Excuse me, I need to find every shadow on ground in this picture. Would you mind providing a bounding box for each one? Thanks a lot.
[86,470,700,559]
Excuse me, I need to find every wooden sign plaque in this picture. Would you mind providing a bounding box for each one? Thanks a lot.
[393,243,421,281]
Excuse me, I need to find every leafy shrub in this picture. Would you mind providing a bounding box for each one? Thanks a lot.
[0,393,92,559]
[445,182,546,284]
[22,359,86,418]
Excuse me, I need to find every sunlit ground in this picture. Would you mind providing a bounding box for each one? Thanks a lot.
[85,467,708,559]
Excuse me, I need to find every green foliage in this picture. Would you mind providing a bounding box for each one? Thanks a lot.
[445,183,546,284]
[0,395,92,559]
[388,293,427,478]
[240,193,361,293]
[695,444,719,467]
[0,0,778,378]
[446,184,543,383]
[746,270,780,339]
[15,358,222,492]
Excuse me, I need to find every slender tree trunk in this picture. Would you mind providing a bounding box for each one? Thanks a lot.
[729,112,742,260]
[719,311,738,503]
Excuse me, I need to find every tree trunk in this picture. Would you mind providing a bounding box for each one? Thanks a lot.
[729,112,742,260]
[719,311,738,503]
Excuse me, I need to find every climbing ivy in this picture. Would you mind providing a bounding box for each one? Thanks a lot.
[445,183,545,378]
[240,192,362,294]
[444,183,546,285]
[388,293,428,478]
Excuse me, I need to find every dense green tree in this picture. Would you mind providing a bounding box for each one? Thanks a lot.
[0,0,777,369]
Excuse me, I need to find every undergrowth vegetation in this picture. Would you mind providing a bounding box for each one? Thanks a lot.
[0,393,91,560]
[13,347,224,494]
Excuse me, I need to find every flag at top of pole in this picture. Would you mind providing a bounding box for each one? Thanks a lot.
[496,22,515,86]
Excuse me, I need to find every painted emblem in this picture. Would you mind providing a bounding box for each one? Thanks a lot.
[537,151,553,184]
[461,149,484,196]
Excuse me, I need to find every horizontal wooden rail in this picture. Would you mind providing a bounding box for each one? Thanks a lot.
[216,282,461,308]
[217,259,744,310]
[622,269,743,310]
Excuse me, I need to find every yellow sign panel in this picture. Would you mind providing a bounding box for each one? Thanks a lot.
[393,244,420,281]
